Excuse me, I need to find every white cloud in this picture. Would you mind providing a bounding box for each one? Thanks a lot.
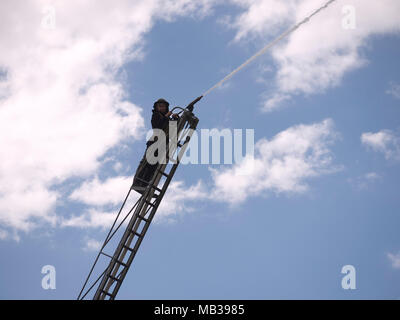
[0,0,356,237]
[0,229,8,240]
[61,118,341,226]
[155,180,208,223]
[63,174,208,228]
[262,93,291,112]
[225,0,400,111]
[69,176,132,207]
[113,162,124,173]
[364,172,381,181]
[0,0,215,235]
[63,174,139,230]
[229,0,298,42]
[83,238,103,252]
[387,251,400,269]
[210,118,339,204]
[361,130,400,161]
[348,172,382,190]
[61,208,121,230]
[386,82,400,100]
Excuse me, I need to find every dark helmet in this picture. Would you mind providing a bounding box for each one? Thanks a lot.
[153,98,170,110]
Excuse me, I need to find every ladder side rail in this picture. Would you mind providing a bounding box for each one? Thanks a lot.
[93,111,198,300]
[108,118,199,298]
[96,163,166,299]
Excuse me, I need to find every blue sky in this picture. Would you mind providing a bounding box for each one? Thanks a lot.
[0,0,399,299]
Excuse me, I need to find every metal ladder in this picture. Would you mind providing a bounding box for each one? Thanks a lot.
[77,106,199,300]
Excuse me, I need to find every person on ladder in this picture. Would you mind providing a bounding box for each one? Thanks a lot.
[131,98,179,195]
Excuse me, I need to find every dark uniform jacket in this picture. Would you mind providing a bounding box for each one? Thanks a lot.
[151,110,170,130]
[146,110,171,147]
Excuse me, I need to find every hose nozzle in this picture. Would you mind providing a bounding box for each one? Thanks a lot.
[186,96,203,112]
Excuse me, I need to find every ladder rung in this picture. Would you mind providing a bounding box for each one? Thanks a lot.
[101,290,114,298]
[144,201,155,208]
[108,275,121,283]
[150,185,162,193]
[158,170,170,178]
[123,245,135,253]
[130,230,143,238]
[100,251,113,260]
[115,260,128,268]
[138,214,149,222]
